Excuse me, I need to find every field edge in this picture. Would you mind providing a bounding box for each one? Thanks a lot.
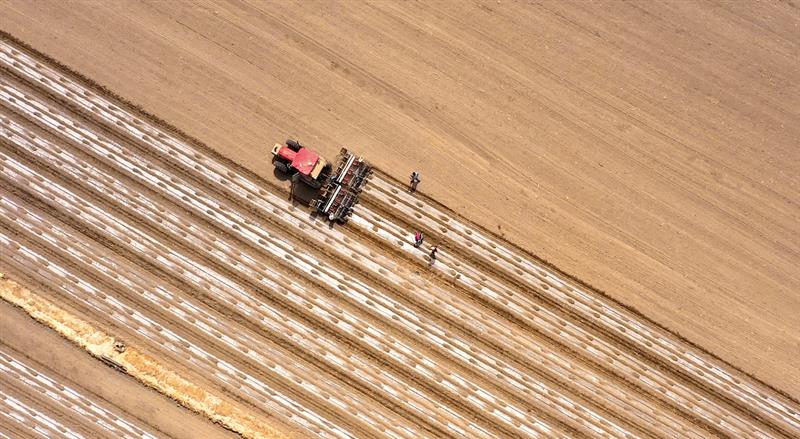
[0,271,296,439]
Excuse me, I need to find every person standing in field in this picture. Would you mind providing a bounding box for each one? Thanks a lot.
[429,245,439,265]
[409,171,421,192]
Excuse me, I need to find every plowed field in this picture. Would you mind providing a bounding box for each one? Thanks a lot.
[1,2,799,438]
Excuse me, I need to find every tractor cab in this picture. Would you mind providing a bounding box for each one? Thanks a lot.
[271,140,329,188]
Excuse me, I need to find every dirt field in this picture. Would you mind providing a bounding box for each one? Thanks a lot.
[1,1,799,438]
[0,300,238,439]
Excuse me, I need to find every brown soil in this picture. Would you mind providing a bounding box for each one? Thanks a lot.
[0,0,798,435]
[0,299,238,439]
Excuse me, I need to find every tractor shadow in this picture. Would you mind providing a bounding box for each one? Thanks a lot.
[293,184,319,206]
[273,167,319,207]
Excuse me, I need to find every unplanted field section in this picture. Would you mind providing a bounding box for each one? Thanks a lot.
[0,343,159,439]
[0,38,799,439]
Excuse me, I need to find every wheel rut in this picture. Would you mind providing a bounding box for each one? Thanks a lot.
[0,102,556,436]
[0,35,798,439]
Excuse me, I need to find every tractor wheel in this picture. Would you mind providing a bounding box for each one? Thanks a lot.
[286,139,302,151]
[274,161,289,174]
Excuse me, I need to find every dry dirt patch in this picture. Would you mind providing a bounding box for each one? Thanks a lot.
[0,273,294,439]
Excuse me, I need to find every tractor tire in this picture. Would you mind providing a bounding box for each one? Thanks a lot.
[274,161,289,174]
[286,139,302,151]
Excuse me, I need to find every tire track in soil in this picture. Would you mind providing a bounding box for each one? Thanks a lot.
[0,72,752,436]
[1,36,798,439]
[361,171,800,438]
[0,176,449,439]
[234,1,497,164]
[0,94,564,438]
[0,74,600,438]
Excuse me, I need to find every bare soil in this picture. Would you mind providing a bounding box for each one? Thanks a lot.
[0,300,239,439]
[0,0,798,435]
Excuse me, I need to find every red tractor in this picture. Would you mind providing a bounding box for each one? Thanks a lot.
[271,139,372,223]
[271,139,331,189]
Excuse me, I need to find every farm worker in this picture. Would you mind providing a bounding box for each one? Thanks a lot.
[429,245,439,264]
[414,231,424,248]
[409,171,421,192]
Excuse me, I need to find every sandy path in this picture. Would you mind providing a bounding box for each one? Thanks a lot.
[0,301,238,439]
[0,36,798,438]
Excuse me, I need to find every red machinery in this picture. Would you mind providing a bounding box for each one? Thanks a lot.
[271,139,330,189]
[312,148,372,223]
[271,140,372,223]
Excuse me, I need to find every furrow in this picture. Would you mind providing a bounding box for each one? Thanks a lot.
[0,346,151,439]
[0,78,601,436]
[0,381,103,439]
[3,360,155,438]
[0,420,39,439]
[0,153,507,438]
[0,227,360,439]
[0,392,84,439]
[365,173,800,437]
[2,35,798,439]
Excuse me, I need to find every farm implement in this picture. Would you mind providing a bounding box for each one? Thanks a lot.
[271,140,372,223]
